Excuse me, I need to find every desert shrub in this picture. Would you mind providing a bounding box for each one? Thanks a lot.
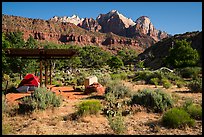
[187,78,202,93]
[162,107,195,129]
[76,99,102,116]
[164,72,183,83]
[105,80,132,99]
[183,101,202,120]
[175,80,185,88]
[186,104,202,120]
[98,73,112,86]
[132,70,152,83]
[133,70,165,84]
[178,67,202,79]
[110,72,128,80]
[131,89,173,113]
[150,77,159,87]
[52,80,63,87]
[161,78,172,89]
[19,87,62,113]
[104,92,121,117]
[107,112,126,134]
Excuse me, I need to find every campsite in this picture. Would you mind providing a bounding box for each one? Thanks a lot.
[2,66,202,135]
[2,2,202,135]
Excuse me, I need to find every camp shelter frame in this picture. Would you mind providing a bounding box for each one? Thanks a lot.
[5,48,77,87]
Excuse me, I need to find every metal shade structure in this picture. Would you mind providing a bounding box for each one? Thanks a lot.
[4,48,78,87]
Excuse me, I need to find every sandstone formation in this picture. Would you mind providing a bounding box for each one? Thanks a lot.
[48,10,169,43]
[2,14,145,54]
[96,10,136,36]
[78,18,102,32]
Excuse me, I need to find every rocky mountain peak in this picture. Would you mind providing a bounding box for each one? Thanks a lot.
[50,14,84,25]
[135,16,153,34]
[97,10,136,29]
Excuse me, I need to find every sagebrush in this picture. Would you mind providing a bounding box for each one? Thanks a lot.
[131,88,173,113]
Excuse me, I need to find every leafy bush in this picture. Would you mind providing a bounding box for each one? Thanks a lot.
[132,71,152,84]
[108,56,124,69]
[175,80,185,88]
[178,67,202,79]
[162,107,195,129]
[150,77,159,87]
[19,87,62,113]
[165,72,182,82]
[107,113,126,134]
[105,80,132,99]
[183,101,202,120]
[186,104,202,120]
[76,99,102,116]
[161,78,172,89]
[110,72,128,80]
[131,89,174,113]
[187,78,202,93]
[52,80,63,87]
[133,70,165,84]
[98,73,112,86]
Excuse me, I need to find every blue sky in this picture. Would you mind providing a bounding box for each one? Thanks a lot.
[2,2,202,35]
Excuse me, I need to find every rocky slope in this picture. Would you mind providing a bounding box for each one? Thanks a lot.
[135,31,202,69]
[2,14,149,54]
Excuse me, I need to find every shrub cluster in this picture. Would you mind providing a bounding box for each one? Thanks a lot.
[110,72,128,80]
[107,112,126,134]
[131,89,174,113]
[187,78,202,93]
[175,80,185,88]
[161,78,172,89]
[19,87,62,113]
[76,99,102,116]
[178,67,202,79]
[105,80,132,99]
[132,70,182,88]
[162,107,195,129]
[183,100,202,120]
[150,77,159,87]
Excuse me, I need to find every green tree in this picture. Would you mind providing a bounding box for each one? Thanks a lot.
[7,31,25,48]
[3,31,29,77]
[2,33,11,74]
[117,49,138,66]
[108,56,124,69]
[165,39,199,68]
[25,35,38,49]
[80,46,111,68]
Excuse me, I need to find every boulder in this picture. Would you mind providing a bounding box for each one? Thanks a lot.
[84,82,105,95]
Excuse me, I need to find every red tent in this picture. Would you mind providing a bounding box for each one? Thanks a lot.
[18,74,40,88]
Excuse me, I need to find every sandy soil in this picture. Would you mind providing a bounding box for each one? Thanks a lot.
[3,82,202,135]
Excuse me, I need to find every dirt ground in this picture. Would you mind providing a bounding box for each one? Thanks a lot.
[3,82,202,135]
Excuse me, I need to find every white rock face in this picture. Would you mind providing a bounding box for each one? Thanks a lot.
[135,16,154,34]
[50,15,84,25]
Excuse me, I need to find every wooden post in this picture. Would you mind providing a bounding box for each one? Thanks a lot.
[45,60,48,87]
[49,60,52,85]
[40,59,43,87]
